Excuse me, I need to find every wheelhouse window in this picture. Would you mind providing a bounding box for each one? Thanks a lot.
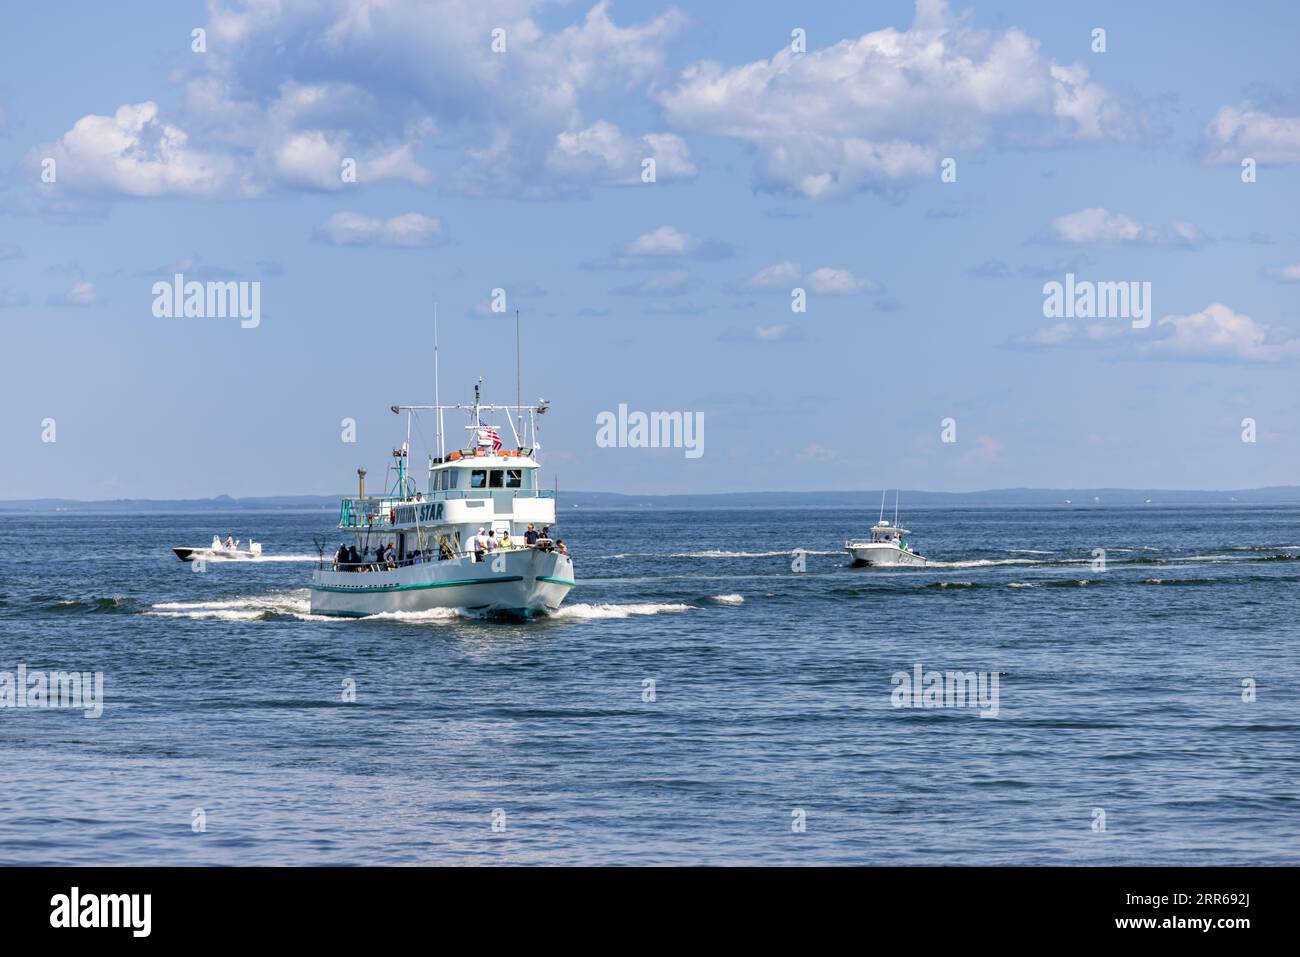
[488,469,505,488]
[448,469,460,489]
[470,469,487,489]
[505,469,523,488]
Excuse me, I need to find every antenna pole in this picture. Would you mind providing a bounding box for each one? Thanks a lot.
[894,490,899,527]
[878,489,886,524]
[515,309,522,445]
[434,303,444,459]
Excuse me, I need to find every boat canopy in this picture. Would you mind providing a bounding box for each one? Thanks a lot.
[871,524,909,536]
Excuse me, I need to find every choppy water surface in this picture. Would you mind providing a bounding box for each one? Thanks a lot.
[1,505,1297,864]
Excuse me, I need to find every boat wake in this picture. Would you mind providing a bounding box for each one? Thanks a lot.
[147,591,319,621]
[605,549,841,559]
[547,601,695,620]
[926,557,1049,568]
[141,591,726,624]
[188,553,321,563]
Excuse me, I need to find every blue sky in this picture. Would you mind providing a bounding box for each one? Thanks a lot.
[2,0,1299,498]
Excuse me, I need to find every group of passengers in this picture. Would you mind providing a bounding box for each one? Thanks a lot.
[333,543,397,572]
[333,522,567,571]
[470,524,567,562]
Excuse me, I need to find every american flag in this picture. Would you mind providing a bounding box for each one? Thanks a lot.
[481,426,502,451]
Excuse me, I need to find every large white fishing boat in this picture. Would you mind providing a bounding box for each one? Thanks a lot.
[845,491,928,567]
[309,381,575,618]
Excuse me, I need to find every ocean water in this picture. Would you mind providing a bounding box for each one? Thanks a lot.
[1,505,1298,865]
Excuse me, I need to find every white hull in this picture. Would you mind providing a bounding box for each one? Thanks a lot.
[846,543,927,567]
[173,545,261,562]
[310,547,574,618]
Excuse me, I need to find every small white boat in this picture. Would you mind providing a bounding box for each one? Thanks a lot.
[173,536,263,562]
[845,492,927,567]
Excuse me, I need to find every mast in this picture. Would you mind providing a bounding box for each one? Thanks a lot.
[515,309,522,445]
[403,409,412,495]
[434,303,444,459]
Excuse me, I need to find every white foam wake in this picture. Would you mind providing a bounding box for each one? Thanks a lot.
[192,553,322,563]
[547,602,694,620]
[605,549,840,559]
[357,608,465,622]
[147,590,321,621]
[926,557,1046,568]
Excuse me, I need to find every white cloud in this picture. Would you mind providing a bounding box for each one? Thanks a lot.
[313,211,443,247]
[741,261,877,294]
[546,121,695,185]
[587,225,732,270]
[806,266,879,294]
[1011,322,1124,348]
[51,280,101,307]
[1050,208,1146,244]
[1262,262,1300,282]
[270,130,431,191]
[1203,103,1300,165]
[626,225,699,257]
[1147,303,1300,362]
[613,270,699,296]
[30,102,240,198]
[658,0,1139,199]
[1009,306,1300,361]
[743,260,801,290]
[1016,323,1077,347]
[24,2,693,202]
[754,323,797,341]
[196,0,688,197]
[1046,207,1202,247]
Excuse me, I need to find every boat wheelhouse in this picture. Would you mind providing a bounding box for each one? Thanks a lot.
[309,383,575,617]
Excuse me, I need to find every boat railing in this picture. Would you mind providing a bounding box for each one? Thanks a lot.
[338,496,401,528]
[323,541,565,573]
[439,489,556,501]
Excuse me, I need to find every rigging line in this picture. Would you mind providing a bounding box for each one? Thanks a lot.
[409,410,436,464]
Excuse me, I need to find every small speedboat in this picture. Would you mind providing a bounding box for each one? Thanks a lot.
[845,491,927,567]
[173,536,263,562]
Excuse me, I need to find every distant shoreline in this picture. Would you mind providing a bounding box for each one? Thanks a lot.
[4,487,1300,512]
